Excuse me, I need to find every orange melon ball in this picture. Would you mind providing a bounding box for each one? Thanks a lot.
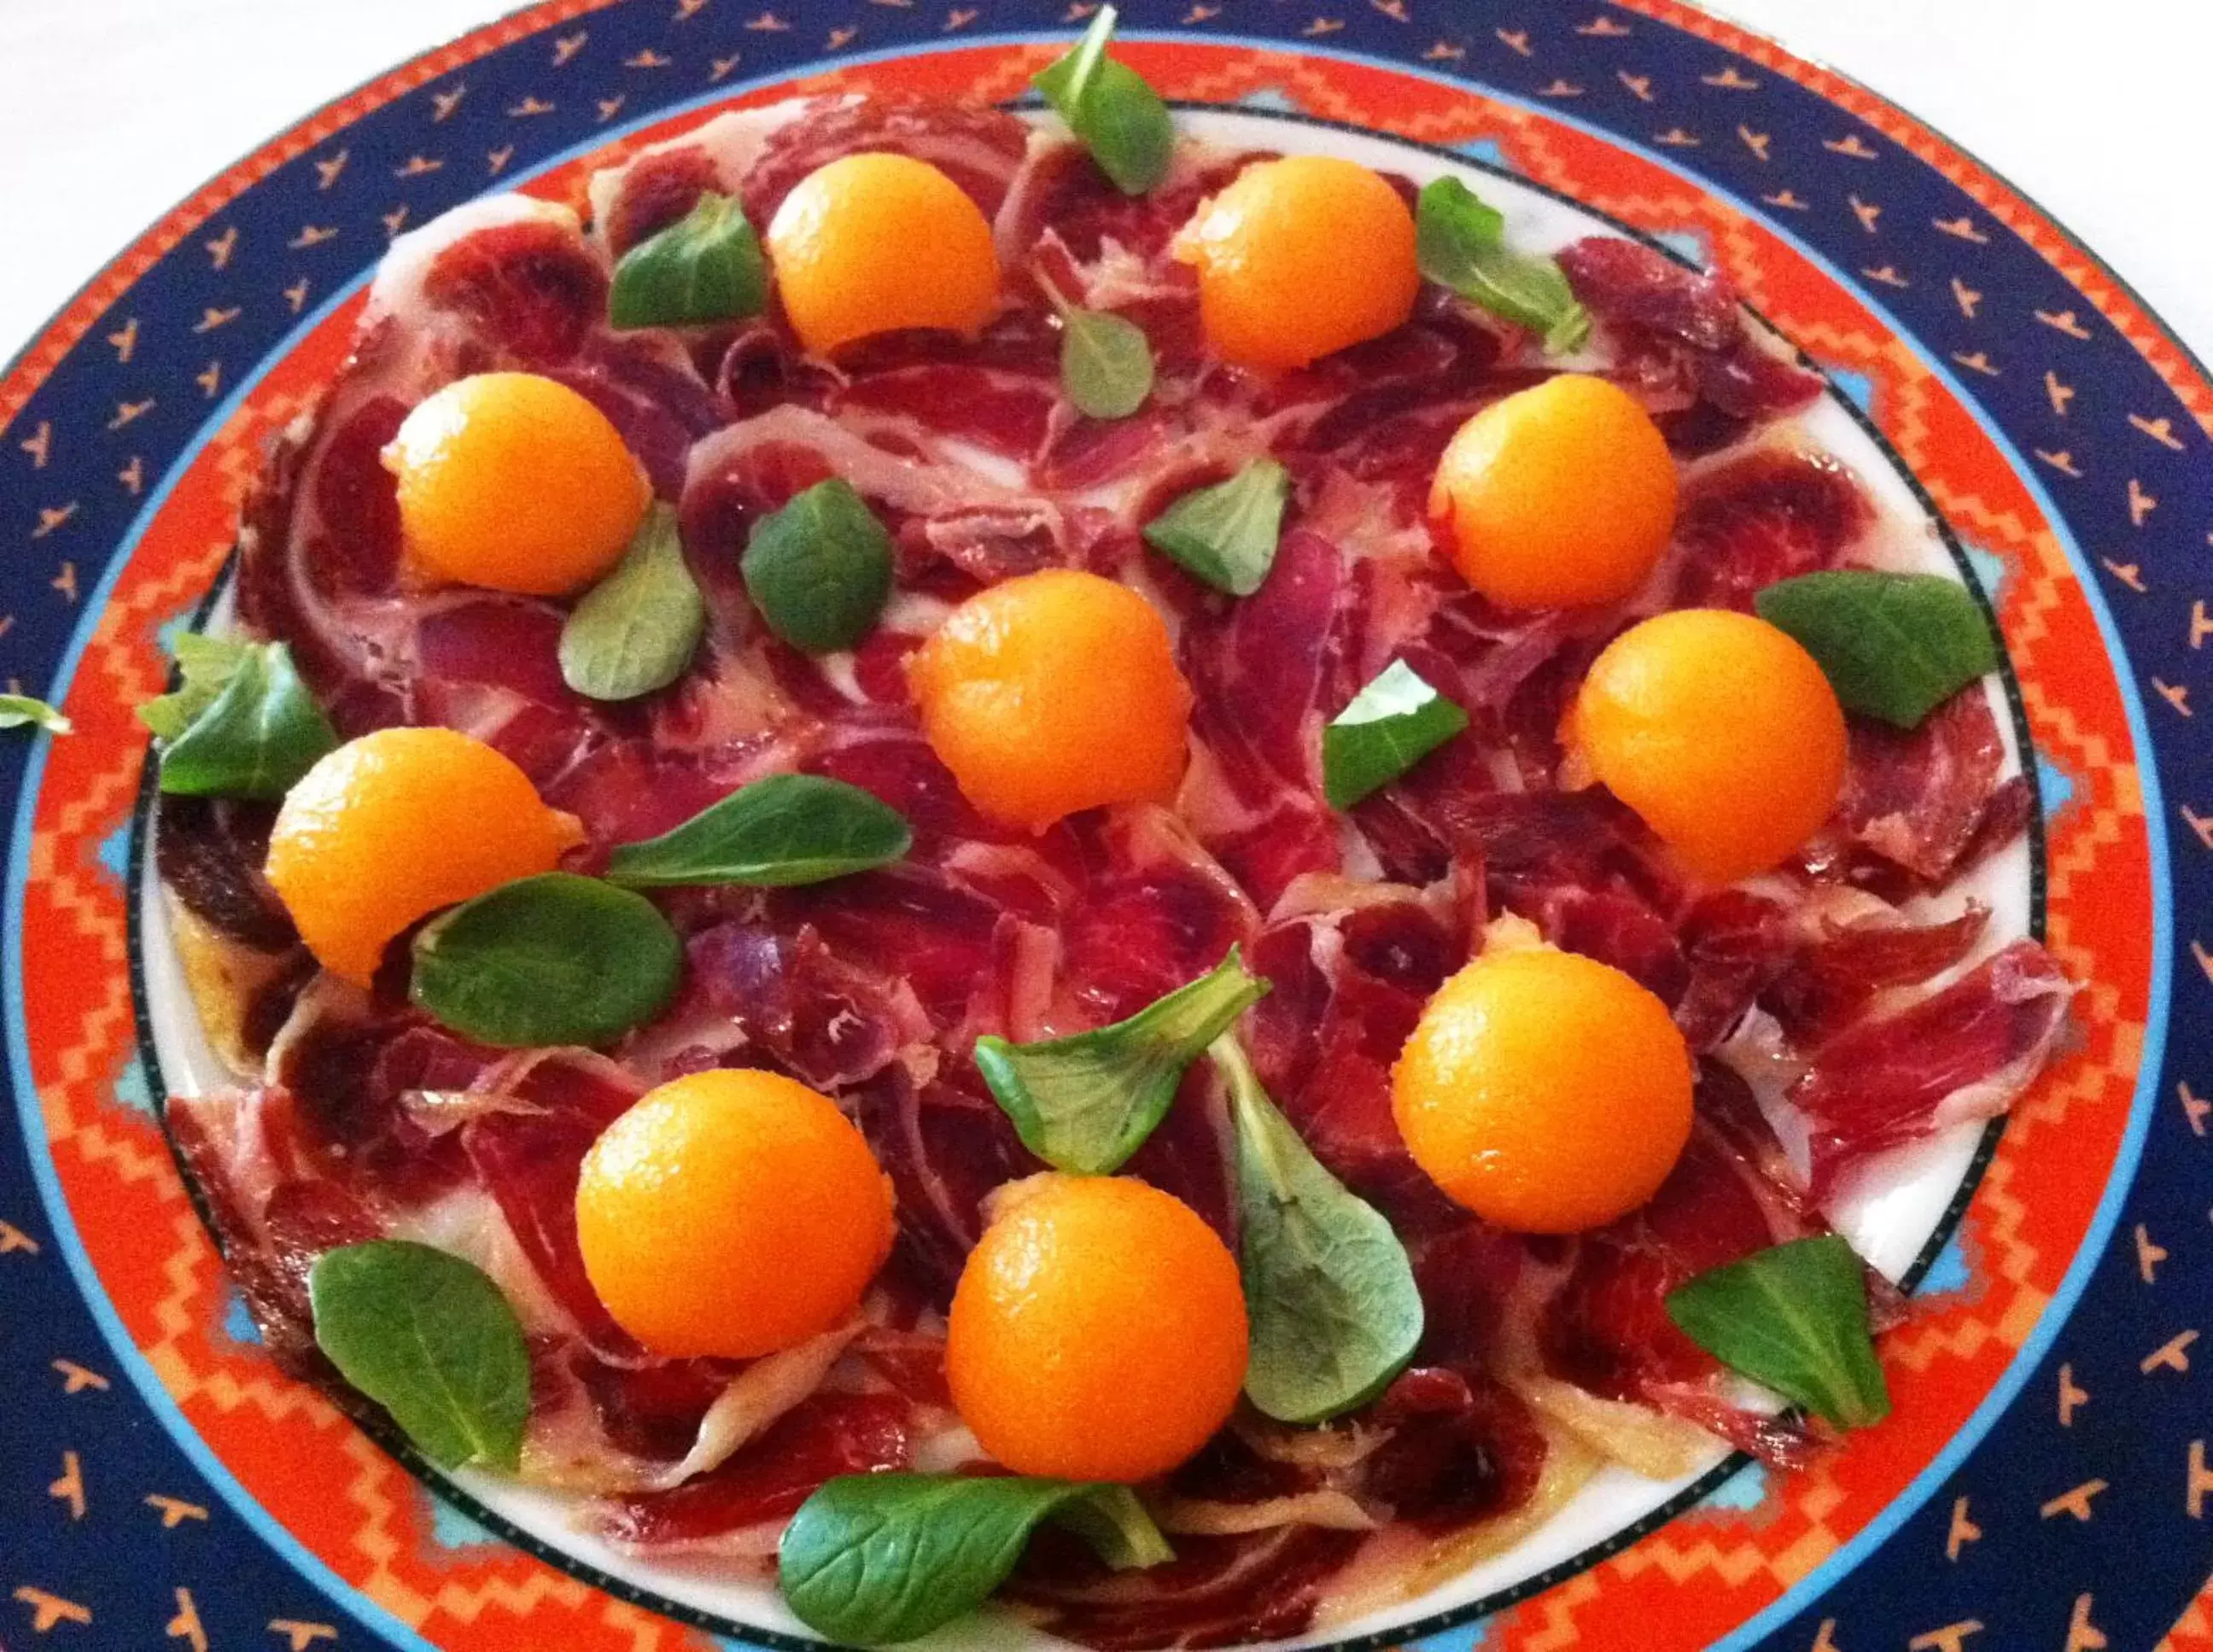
[1430,374,1679,610]
[947,1176,1248,1482]
[1393,945,1694,1234]
[382,372,651,597]
[907,569,1193,830]
[575,1070,895,1359]
[766,152,1000,356]
[1568,608,1848,883]
[266,727,585,985]
[1175,155,1421,370]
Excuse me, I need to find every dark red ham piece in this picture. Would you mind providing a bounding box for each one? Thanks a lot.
[1559,236,1737,352]
[1795,939,2072,1197]
[540,738,762,851]
[1011,1526,1368,1650]
[709,318,878,430]
[1766,902,1989,1044]
[1243,899,1460,1223]
[836,363,1058,460]
[463,1061,647,1356]
[1679,890,1994,1050]
[413,598,575,707]
[1041,408,1192,493]
[1004,143,1261,268]
[805,728,999,849]
[550,341,728,499]
[407,598,604,786]
[571,1351,741,1463]
[154,796,299,952]
[1557,235,1823,422]
[1953,772,2037,879]
[598,1392,914,1548]
[1673,888,1790,1049]
[1828,689,2013,886]
[679,435,838,555]
[773,866,1007,1035]
[1203,799,1342,913]
[268,1012,480,1204]
[853,1067,1041,1302]
[822,311,1064,465]
[1523,883,1688,1005]
[1539,1064,1819,1468]
[900,501,1065,585]
[236,415,407,734]
[1181,528,1352,797]
[166,1086,384,1371]
[1670,447,1871,610]
[1410,1218,1527,1367]
[1059,856,1254,1024]
[1175,530,1366,907]
[307,394,407,595]
[1120,1071,1237,1245]
[1361,1366,1550,1528]
[604,143,721,258]
[686,920,908,1088]
[741,96,1030,226]
[422,218,609,365]
[1274,315,1512,508]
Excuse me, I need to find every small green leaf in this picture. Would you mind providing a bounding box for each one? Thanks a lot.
[1322,659,1469,809]
[1060,306,1155,419]
[309,1240,531,1471]
[1214,1035,1421,1423]
[1416,177,1590,354]
[143,635,340,800]
[741,478,895,654]
[1033,5,1175,196]
[1039,1,1114,116]
[1048,1483,1176,1571]
[1416,173,1506,257]
[604,773,911,887]
[137,633,247,741]
[975,948,1267,1175]
[1754,569,2002,729]
[1664,1234,1891,1430]
[780,1474,1170,1644]
[609,191,767,330]
[559,505,705,701]
[0,694,71,735]
[410,873,682,1048]
[1141,458,1289,597]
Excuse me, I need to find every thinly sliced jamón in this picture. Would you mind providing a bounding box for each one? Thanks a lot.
[161,91,2073,1638]
[1796,939,2073,1198]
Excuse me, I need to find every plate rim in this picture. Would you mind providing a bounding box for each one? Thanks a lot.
[0,4,2194,1649]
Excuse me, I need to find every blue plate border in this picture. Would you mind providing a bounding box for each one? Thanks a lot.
[1,4,2201,1649]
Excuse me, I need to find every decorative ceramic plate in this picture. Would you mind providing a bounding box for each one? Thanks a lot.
[3,3,2207,1649]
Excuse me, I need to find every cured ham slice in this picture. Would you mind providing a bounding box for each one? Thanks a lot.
[742,96,1031,225]
[1794,940,2074,1197]
[1765,901,1990,1043]
[162,90,2072,1648]
[1536,1064,1820,1468]
[1828,689,2016,887]
[1669,447,1872,610]
[1556,236,1824,425]
[598,1391,916,1554]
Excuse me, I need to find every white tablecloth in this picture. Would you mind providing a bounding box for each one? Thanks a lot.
[3,0,2204,365]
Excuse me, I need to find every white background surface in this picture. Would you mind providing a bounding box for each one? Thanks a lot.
[0,0,2209,366]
